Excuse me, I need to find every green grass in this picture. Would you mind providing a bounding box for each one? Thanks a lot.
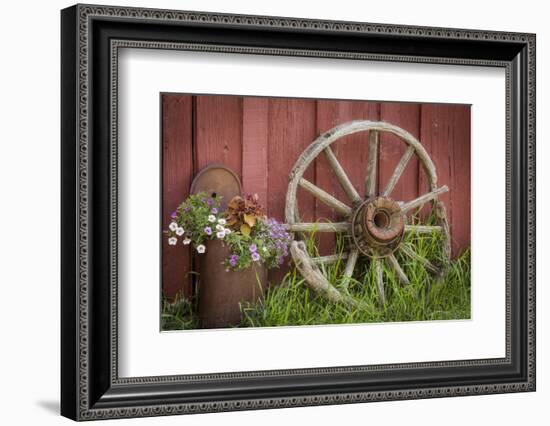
[161,294,199,331]
[161,226,471,331]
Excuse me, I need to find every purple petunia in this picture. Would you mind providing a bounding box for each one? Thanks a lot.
[229,254,238,267]
[211,207,218,214]
[207,198,214,206]
[249,244,257,253]
[170,210,177,219]
[204,226,212,236]
[251,252,260,262]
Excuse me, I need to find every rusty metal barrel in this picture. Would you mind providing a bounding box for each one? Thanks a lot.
[198,240,267,328]
[191,164,267,328]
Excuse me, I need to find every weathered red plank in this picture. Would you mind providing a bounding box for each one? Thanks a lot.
[379,103,420,203]
[162,95,471,302]
[267,98,317,221]
[449,105,471,256]
[419,105,452,238]
[267,98,317,282]
[315,100,379,255]
[420,104,471,256]
[242,98,269,205]
[194,96,243,180]
[162,95,193,299]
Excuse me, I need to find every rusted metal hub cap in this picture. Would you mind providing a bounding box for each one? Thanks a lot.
[352,197,405,258]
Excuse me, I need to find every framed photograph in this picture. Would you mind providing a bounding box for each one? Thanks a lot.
[61,3,536,421]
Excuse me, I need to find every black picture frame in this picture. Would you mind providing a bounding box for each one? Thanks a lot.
[61,3,536,421]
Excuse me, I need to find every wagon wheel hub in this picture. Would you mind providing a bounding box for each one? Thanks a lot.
[285,120,451,308]
[352,197,405,258]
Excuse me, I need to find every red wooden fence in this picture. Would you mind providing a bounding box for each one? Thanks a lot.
[162,94,470,299]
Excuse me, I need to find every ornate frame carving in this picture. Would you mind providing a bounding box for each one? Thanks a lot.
[61,4,535,420]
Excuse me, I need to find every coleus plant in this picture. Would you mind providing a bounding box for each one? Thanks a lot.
[225,193,265,237]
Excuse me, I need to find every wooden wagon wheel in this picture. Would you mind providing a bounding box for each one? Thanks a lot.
[284,120,451,308]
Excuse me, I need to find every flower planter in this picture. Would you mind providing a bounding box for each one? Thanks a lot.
[198,240,267,328]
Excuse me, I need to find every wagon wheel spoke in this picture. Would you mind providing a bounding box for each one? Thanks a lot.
[299,178,353,216]
[373,258,386,305]
[286,121,452,310]
[286,222,351,233]
[324,146,362,204]
[341,249,359,291]
[382,146,415,197]
[399,244,438,274]
[311,253,348,265]
[400,185,449,215]
[386,253,410,286]
[405,225,443,234]
[365,130,379,197]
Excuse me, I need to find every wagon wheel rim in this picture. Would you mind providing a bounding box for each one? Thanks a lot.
[284,120,451,307]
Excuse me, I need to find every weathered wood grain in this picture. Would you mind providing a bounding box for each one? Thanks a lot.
[382,145,415,197]
[365,130,379,197]
[286,120,440,228]
[268,98,317,282]
[386,253,410,286]
[315,101,379,255]
[298,178,353,217]
[242,98,269,204]
[374,258,386,305]
[162,95,193,299]
[379,103,421,203]
[290,241,359,308]
[194,96,243,180]
[341,249,359,290]
[286,222,351,233]
[311,252,349,265]
[450,106,471,256]
[268,98,317,221]
[405,224,443,234]
[401,186,449,214]
[420,104,471,256]
[161,95,471,300]
[285,119,449,306]
[324,146,361,204]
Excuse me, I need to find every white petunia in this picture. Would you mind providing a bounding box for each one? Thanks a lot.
[168,237,178,246]
[208,215,216,223]
[168,222,178,232]
[196,244,206,253]
[216,231,225,239]
[223,228,232,236]
[215,224,224,231]
[218,218,226,225]
[175,227,185,236]
[182,238,191,245]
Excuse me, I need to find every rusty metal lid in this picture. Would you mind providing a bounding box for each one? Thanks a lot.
[189,164,242,210]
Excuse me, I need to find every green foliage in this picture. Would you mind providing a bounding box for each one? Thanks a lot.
[166,192,224,250]
[161,227,470,330]
[240,231,470,327]
[223,217,292,270]
[161,293,199,331]
[165,191,292,271]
